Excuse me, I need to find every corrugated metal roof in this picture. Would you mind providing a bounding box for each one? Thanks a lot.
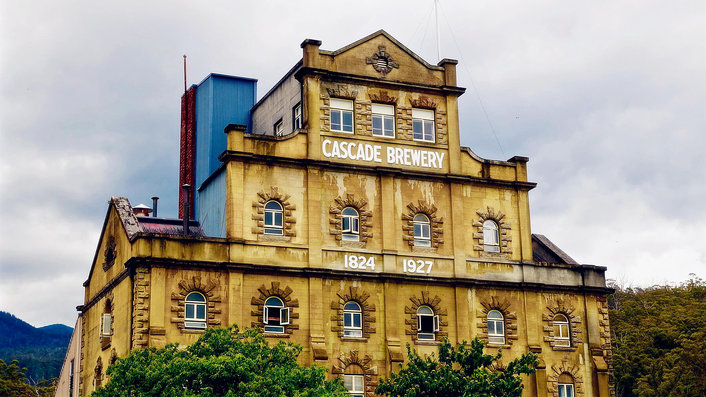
[138,218,205,237]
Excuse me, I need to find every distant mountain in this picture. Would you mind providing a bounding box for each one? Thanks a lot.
[0,311,73,382]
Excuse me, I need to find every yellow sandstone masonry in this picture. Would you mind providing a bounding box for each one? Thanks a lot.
[68,31,614,397]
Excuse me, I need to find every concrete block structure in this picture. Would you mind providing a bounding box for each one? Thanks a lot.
[59,30,614,397]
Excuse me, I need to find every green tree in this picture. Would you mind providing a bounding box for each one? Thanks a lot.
[92,325,348,397]
[376,338,538,397]
[609,275,706,397]
[0,359,54,397]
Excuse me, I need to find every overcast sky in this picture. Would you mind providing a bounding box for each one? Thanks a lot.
[1,0,704,327]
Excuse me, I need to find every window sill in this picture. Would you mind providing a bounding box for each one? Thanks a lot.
[264,333,290,338]
[258,234,290,243]
[411,246,436,254]
[341,337,368,343]
[414,340,441,346]
[485,343,511,349]
[182,328,206,334]
[341,240,365,249]
[551,346,577,352]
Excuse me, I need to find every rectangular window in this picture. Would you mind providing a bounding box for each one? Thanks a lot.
[100,314,112,337]
[330,98,354,133]
[417,315,439,340]
[372,103,395,138]
[274,119,283,136]
[555,324,571,346]
[558,384,575,397]
[412,108,435,142]
[69,359,75,396]
[344,374,364,397]
[343,311,363,337]
[263,307,289,333]
[293,104,302,130]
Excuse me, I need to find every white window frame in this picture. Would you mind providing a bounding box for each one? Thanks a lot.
[341,207,360,241]
[293,103,302,130]
[372,103,395,138]
[330,98,354,133]
[416,306,439,340]
[274,119,283,136]
[553,314,571,347]
[344,374,365,397]
[558,383,575,397]
[184,291,207,330]
[343,301,363,338]
[483,220,500,253]
[264,200,284,235]
[412,108,435,143]
[487,310,505,345]
[100,313,112,337]
[263,296,289,333]
[413,214,431,247]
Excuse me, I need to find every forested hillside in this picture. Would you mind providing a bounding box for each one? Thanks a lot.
[0,311,72,383]
[609,276,706,396]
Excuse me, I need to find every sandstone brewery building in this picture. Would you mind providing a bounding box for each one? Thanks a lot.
[57,31,614,396]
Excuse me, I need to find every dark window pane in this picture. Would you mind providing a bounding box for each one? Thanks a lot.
[196,305,205,319]
[331,111,341,130]
[186,305,194,319]
[342,111,353,131]
[372,116,382,135]
[353,314,361,328]
[413,120,423,140]
[384,117,394,136]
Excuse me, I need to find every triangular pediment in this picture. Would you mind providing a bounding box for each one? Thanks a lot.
[317,30,449,86]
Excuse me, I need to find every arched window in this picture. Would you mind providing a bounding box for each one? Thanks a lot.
[487,310,505,345]
[264,201,284,235]
[553,313,571,347]
[185,292,207,329]
[341,207,360,241]
[413,214,431,247]
[558,373,575,397]
[263,296,289,333]
[483,220,500,252]
[343,364,365,397]
[343,301,363,337]
[417,306,439,340]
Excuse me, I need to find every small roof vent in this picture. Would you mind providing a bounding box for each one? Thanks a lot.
[132,204,152,217]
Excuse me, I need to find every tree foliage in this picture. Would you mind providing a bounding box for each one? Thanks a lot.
[376,338,538,397]
[92,325,348,397]
[609,275,706,397]
[0,359,55,397]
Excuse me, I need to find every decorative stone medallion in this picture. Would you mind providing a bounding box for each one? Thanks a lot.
[102,236,116,271]
[366,46,399,78]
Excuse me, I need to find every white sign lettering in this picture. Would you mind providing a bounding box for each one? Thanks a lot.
[402,258,434,274]
[322,138,445,169]
[344,254,376,271]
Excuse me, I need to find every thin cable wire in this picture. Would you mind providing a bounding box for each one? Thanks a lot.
[418,2,436,58]
[438,3,505,157]
[410,1,434,46]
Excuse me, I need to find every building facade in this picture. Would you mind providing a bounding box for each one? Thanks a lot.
[64,31,614,396]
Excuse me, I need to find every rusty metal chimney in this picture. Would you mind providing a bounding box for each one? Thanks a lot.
[151,196,159,217]
[181,184,191,235]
